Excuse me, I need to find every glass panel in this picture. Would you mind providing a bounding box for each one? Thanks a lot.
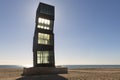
[37,25,40,28]
[38,17,50,25]
[44,26,47,29]
[37,25,44,29]
[40,3,54,16]
[37,17,52,30]
[38,33,51,45]
[37,25,50,30]
[46,27,49,30]
[37,51,53,64]
[37,51,41,64]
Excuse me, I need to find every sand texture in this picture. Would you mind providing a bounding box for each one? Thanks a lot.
[0,68,120,80]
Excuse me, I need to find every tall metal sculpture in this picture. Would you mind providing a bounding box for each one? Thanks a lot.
[33,3,55,67]
[22,2,67,76]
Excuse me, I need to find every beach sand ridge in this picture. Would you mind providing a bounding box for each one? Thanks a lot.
[0,68,120,80]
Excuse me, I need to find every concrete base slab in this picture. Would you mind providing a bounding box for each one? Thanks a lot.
[22,67,68,76]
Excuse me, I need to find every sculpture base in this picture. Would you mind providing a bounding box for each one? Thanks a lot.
[22,67,68,76]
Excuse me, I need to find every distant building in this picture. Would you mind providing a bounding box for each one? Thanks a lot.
[33,3,55,67]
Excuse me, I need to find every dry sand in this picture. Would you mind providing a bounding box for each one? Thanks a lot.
[0,68,120,80]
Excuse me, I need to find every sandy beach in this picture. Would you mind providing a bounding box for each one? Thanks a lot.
[0,68,120,80]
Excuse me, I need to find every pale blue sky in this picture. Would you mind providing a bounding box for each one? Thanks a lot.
[0,0,120,66]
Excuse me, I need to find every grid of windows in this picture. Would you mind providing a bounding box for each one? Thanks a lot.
[37,17,52,30]
[37,25,50,30]
[40,4,54,16]
[38,33,50,45]
[38,18,50,25]
[37,51,53,64]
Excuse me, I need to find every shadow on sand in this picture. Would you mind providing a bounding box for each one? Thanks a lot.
[16,75,68,80]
